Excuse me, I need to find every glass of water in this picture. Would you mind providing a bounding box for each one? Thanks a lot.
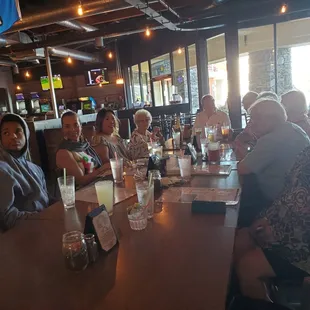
[58,176,75,209]
[178,155,192,181]
[110,158,124,183]
[135,178,154,219]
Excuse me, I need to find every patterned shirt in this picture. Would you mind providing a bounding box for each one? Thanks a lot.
[128,129,152,160]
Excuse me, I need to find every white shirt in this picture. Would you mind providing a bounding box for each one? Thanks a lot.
[193,110,231,138]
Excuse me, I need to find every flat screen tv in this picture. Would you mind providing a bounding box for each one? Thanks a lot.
[85,68,109,86]
[40,75,63,91]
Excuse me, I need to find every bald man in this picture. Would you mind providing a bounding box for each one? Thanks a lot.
[281,90,310,137]
[193,95,231,138]
[242,91,258,112]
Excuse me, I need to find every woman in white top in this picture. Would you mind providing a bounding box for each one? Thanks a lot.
[128,109,164,160]
[193,95,231,138]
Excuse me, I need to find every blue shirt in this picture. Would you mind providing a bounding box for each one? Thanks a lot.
[242,122,310,200]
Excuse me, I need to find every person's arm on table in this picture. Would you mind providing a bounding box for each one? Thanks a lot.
[237,136,275,176]
[0,170,29,230]
[56,150,109,186]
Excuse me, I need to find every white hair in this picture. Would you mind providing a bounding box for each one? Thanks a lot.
[281,90,308,116]
[249,99,287,123]
[134,109,152,124]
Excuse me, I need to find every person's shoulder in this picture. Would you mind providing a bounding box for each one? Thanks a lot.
[27,161,45,175]
[56,149,72,158]
[0,161,12,173]
[91,134,108,146]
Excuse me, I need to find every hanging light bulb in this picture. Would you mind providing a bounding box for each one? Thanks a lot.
[16,85,21,90]
[67,56,72,64]
[77,4,83,16]
[177,47,182,54]
[145,27,151,37]
[108,51,113,59]
[116,78,124,85]
[25,71,30,78]
[280,3,287,14]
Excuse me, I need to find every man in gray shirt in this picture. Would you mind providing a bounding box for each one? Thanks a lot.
[237,99,310,225]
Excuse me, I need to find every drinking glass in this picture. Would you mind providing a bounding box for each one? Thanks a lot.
[200,138,208,160]
[58,176,75,209]
[127,204,148,231]
[178,155,192,181]
[221,125,230,141]
[208,142,220,164]
[147,142,159,155]
[62,231,89,272]
[206,126,216,142]
[135,178,154,219]
[172,132,181,149]
[95,180,114,215]
[153,145,163,157]
[110,158,124,183]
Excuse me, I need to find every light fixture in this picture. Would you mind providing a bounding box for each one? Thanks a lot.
[25,71,30,78]
[16,85,21,90]
[145,27,151,37]
[77,2,83,16]
[116,78,124,85]
[177,47,182,54]
[108,51,113,59]
[67,56,72,64]
[115,41,124,86]
[280,3,287,14]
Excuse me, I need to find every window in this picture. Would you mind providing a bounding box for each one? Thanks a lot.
[188,44,199,114]
[207,34,228,109]
[150,53,172,106]
[276,18,310,101]
[238,25,275,98]
[131,64,141,104]
[172,48,189,104]
[140,61,152,105]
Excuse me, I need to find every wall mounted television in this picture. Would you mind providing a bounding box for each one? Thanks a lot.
[40,75,63,91]
[85,68,109,86]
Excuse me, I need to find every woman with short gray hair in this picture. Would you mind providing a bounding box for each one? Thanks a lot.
[128,109,163,160]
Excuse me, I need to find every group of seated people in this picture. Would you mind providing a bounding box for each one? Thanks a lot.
[1,88,310,304]
[0,107,165,230]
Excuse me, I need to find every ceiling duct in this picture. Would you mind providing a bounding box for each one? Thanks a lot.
[0,32,33,48]
[0,58,19,73]
[5,0,132,34]
[47,46,101,62]
[57,20,97,32]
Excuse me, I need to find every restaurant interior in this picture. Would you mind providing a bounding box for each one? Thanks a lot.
[2,0,310,309]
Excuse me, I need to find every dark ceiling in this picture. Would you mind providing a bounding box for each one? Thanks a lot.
[1,0,310,70]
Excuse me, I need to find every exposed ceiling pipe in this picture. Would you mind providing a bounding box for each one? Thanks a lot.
[124,0,224,31]
[47,46,101,62]
[57,20,98,32]
[5,0,133,34]
[157,0,181,19]
[0,58,19,73]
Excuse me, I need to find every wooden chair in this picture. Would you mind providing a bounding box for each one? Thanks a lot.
[118,118,131,139]
[43,128,63,195]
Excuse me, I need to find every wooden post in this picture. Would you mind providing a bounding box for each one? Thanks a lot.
[225,22,242,129]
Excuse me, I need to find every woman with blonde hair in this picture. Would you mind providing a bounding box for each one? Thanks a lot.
[91,108,131,164]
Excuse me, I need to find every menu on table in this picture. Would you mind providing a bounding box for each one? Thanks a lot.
[75,185,136,205]
[157,187,241,206]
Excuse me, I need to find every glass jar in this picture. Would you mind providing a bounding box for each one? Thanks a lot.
[84,234,99,264]
[62,231,89,272]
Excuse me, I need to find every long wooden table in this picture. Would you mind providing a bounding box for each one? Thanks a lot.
[0,171,240,310]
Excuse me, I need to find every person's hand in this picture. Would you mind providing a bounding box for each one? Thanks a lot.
[250,218,275,246]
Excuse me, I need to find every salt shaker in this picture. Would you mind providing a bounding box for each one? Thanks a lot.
[84,234,99,264]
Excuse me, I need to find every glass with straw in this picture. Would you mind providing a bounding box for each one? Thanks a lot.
[110,152,124,183]
[135,172,154,219]
[58,168,75,209]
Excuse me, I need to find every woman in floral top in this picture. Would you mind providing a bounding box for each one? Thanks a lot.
[128,109,164,160]
[235,146,310,300]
